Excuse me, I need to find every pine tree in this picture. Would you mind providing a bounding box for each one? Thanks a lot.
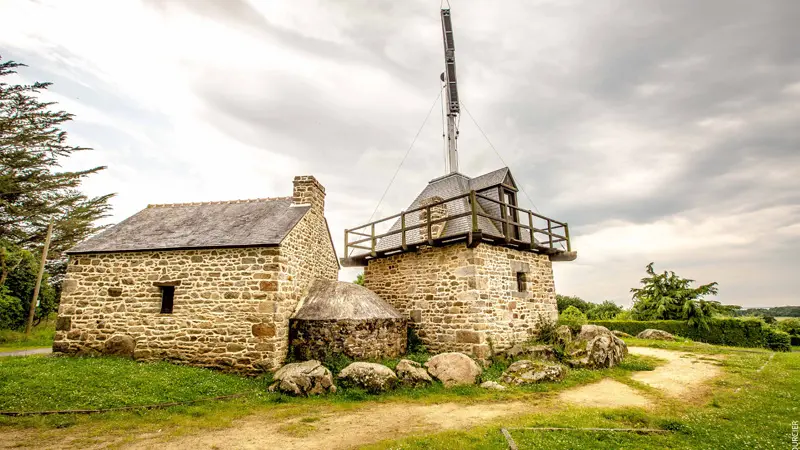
[0,57,112,317]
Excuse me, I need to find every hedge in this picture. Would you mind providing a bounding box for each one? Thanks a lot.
[589,318,779,349]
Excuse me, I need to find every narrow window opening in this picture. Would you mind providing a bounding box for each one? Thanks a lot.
[516,272,526,292]
[160,286,175,314]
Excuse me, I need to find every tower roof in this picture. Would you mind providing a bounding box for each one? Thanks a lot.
[376,167,526,251]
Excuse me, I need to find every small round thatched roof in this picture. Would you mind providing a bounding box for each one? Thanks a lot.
[293,280,404,321]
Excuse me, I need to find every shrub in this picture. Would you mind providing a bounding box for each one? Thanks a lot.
[559,306,587,331]
[777,318,800,337]
[0,289,25,330]
[763,326,791,352]
[589,317,770,349]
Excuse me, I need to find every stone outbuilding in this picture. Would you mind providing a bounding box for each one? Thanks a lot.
[53,176,339,373]
[289,279,407,361]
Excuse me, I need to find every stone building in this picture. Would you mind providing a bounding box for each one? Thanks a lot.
[289,279,407,361]
[343,168,576,359]
[53,176,339,372]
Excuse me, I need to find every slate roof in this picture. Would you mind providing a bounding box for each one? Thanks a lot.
[373,167,531,252]
[292,280,404,321]
[67,197,310,254]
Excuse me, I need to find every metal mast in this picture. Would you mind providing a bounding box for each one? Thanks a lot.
[441,8,460,174]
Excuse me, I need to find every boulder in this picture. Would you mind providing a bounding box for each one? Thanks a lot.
[636,329,676,341]
[569,334,628,369]
[556,325,573,345]
[501,360,566,385]
[424,352,482,387]
[338,362,399,393]
[480,381,506,391]
[269,360,336,396]
[504,343,557,361]
[577,324,612,342]
[612,330,633,338]
[103,335,135,357]
[395,359,433,386]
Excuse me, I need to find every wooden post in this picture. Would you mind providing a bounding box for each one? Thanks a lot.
[26,222,53,336]
[344,229,349,258]
[565,222,571,252]
[528,211,535,250]
[401,212,407,250]
[548,220,553,248]
[370,223,376,257]
[498,186,509,243]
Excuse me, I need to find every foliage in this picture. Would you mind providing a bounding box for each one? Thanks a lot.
[590,317,791,350]
[777,318,800,336]
[613,310,632,320]
[0,243,56,329]
[353,273,364,286]
[0,58,113,255]
[555,294,593,313]
[736,305,800,318]
[0,57,113,324]
[762,326,791,352]
[556,294,624,321]
[558,306,587,331]
[406,326,427,354]
[0,286,24,330]
[585,300,623,320]
[630,263,720,329]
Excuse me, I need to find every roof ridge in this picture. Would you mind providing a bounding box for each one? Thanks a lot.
[147,196,292,208]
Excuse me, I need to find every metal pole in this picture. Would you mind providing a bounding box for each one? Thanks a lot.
[26,222,53,336]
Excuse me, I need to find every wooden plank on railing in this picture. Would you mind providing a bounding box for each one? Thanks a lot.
[426,205,433,246]
[548,220,554,248]
[528,211,535,250]
[370,223,376,257]
[401,212,407,250]
[565,223,571,252]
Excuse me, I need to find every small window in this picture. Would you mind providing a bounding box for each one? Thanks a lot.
[516,272,526,292]
[160,286,175,314]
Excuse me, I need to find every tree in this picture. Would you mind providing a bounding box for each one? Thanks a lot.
[556,294,593,314]
[586,300,623,320]
[0,57,112,325]
[353,273,364,286]
[630,262,720,329]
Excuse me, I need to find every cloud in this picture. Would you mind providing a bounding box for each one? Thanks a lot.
[1,0,798,307]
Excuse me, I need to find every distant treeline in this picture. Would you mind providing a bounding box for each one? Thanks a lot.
[736,306,800,318]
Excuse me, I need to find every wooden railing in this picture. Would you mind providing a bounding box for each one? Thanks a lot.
[343,189,571,263]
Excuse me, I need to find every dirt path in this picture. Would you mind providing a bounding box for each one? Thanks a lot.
[559,379,653,408]
[628,347,721,398]
[0,348,51,357]
[128,401,533,450]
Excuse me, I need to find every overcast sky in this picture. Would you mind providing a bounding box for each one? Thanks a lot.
[2,0,798,308]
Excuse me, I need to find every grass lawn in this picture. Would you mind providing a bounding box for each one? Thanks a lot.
[0,339,797,449]
[0,322,55,353]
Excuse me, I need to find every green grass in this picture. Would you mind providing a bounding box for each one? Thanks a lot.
[0,355,265,412]
[365,341,798,449]
[0,322,55,353]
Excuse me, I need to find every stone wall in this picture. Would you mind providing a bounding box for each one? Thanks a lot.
[289,318,407,360]
[53,175,339,373]
[363,242,556,359]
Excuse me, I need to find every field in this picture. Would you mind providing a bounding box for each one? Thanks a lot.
[0,322,55,353]
[0,339,797,449]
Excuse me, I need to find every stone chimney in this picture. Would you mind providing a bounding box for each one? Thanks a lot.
[292,175,326,212]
